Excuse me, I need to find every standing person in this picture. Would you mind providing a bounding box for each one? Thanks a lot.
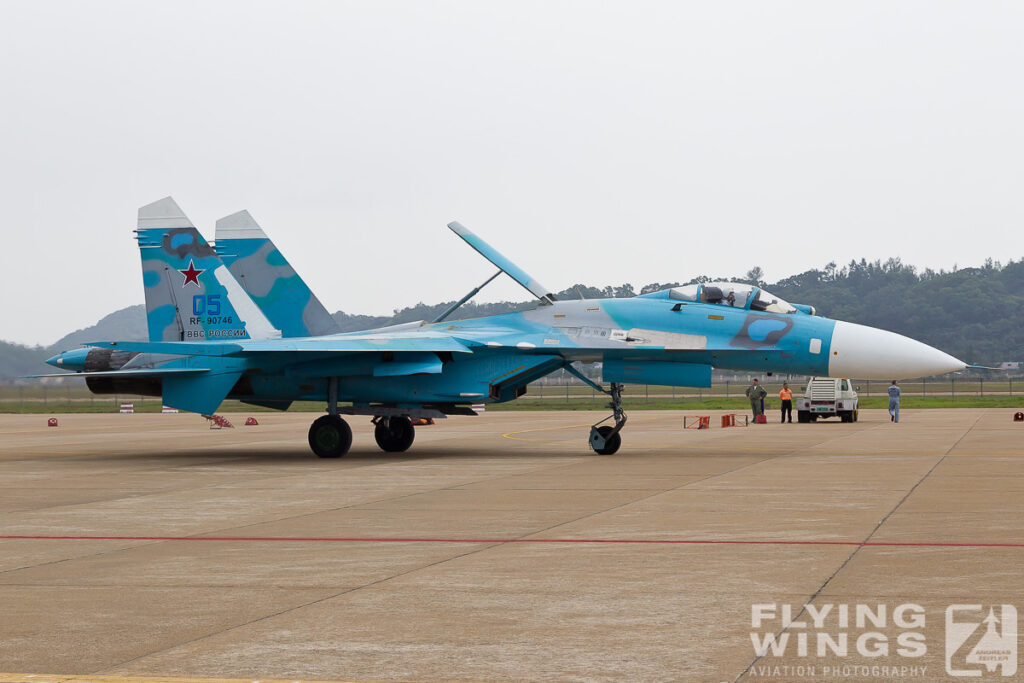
[746,378,767,420]
[888,380,901,422]
[779,382,793,423]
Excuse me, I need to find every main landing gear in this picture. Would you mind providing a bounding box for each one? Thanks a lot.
[588,382,627,455]
[372,416,415,452]
[307,378,420,458]
[309,376,353,458]
[308,414,352,458]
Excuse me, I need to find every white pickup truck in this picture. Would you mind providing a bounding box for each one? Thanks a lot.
[796,377,860,423]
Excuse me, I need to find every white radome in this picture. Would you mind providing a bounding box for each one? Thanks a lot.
[828,320,966,380]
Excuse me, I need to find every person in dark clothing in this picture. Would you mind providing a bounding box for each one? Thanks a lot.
[746,379,767,420]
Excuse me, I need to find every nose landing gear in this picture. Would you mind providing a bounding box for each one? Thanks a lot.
[563,365,628,455]
[588,382,626,455]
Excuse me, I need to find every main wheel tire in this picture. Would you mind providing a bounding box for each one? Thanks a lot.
[797,411,810,423]
[853,409,859,422]
[591,425,622,455]
[374,416,416,453]
[308,415,352,458]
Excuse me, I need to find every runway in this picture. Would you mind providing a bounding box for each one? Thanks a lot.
[1,408,1022,682]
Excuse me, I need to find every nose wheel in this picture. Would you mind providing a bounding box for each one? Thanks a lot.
[587,382,627,455]
[372,416,416,452]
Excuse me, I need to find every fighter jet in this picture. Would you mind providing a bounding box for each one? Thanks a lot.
[42,197,967,457]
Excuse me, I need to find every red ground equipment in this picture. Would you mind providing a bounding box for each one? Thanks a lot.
[754,414,768,424]
[721,414,749,428]
[244,417,259,426]
[47,418,58,427]
[202,414,234,429]
[684,415,710,430]
[1015,412,1024,422]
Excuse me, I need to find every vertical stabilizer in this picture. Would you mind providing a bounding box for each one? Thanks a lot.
[214,210,340,337]
[137,197,282,342]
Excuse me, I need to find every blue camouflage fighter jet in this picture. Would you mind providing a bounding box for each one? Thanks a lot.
[42,197,967,456]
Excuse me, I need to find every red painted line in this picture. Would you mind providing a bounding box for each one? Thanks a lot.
[0,535,1021,548]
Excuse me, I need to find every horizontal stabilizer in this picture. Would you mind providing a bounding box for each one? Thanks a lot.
[447,221,555,304]
[162,370,243,415]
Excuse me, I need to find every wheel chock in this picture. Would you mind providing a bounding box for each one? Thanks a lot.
[1014,412,1024,422]
[244,417,259,426]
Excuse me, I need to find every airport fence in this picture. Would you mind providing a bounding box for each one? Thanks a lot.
[2,375,1022,411]
[521,377,1023,402]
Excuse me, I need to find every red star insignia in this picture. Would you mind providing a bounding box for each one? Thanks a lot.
[178,259,204,287]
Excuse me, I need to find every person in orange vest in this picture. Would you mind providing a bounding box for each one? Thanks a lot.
[778,382,793,423]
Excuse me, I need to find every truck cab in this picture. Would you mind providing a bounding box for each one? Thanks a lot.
[797,377,859,423]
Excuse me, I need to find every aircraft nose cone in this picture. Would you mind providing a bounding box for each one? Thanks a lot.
[828,321,966,379]
[45,348,91,371]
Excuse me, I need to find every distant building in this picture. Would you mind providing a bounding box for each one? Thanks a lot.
[998,361,1021,370]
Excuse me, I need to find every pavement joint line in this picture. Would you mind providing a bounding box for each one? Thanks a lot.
[91,453,771,674]
[779,418,888,457]
[0,459,413,576]
[2,535,1024,548]
[171,454,590,542]
[943,409,989,456]
[734,446,957,682]
[6,455,597,671]
[0,677,363,683]
[508,455,777,545]
[92,537,509,675]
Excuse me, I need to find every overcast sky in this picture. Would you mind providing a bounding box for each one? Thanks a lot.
[2,1,1023,346]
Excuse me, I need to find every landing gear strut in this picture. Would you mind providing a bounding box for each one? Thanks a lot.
[309,377,353,458]
[372,416,415,452]
[563,365,628,455]
[588,382,627,455]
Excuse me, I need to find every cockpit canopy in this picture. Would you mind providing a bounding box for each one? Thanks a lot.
[669,281,797,314]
